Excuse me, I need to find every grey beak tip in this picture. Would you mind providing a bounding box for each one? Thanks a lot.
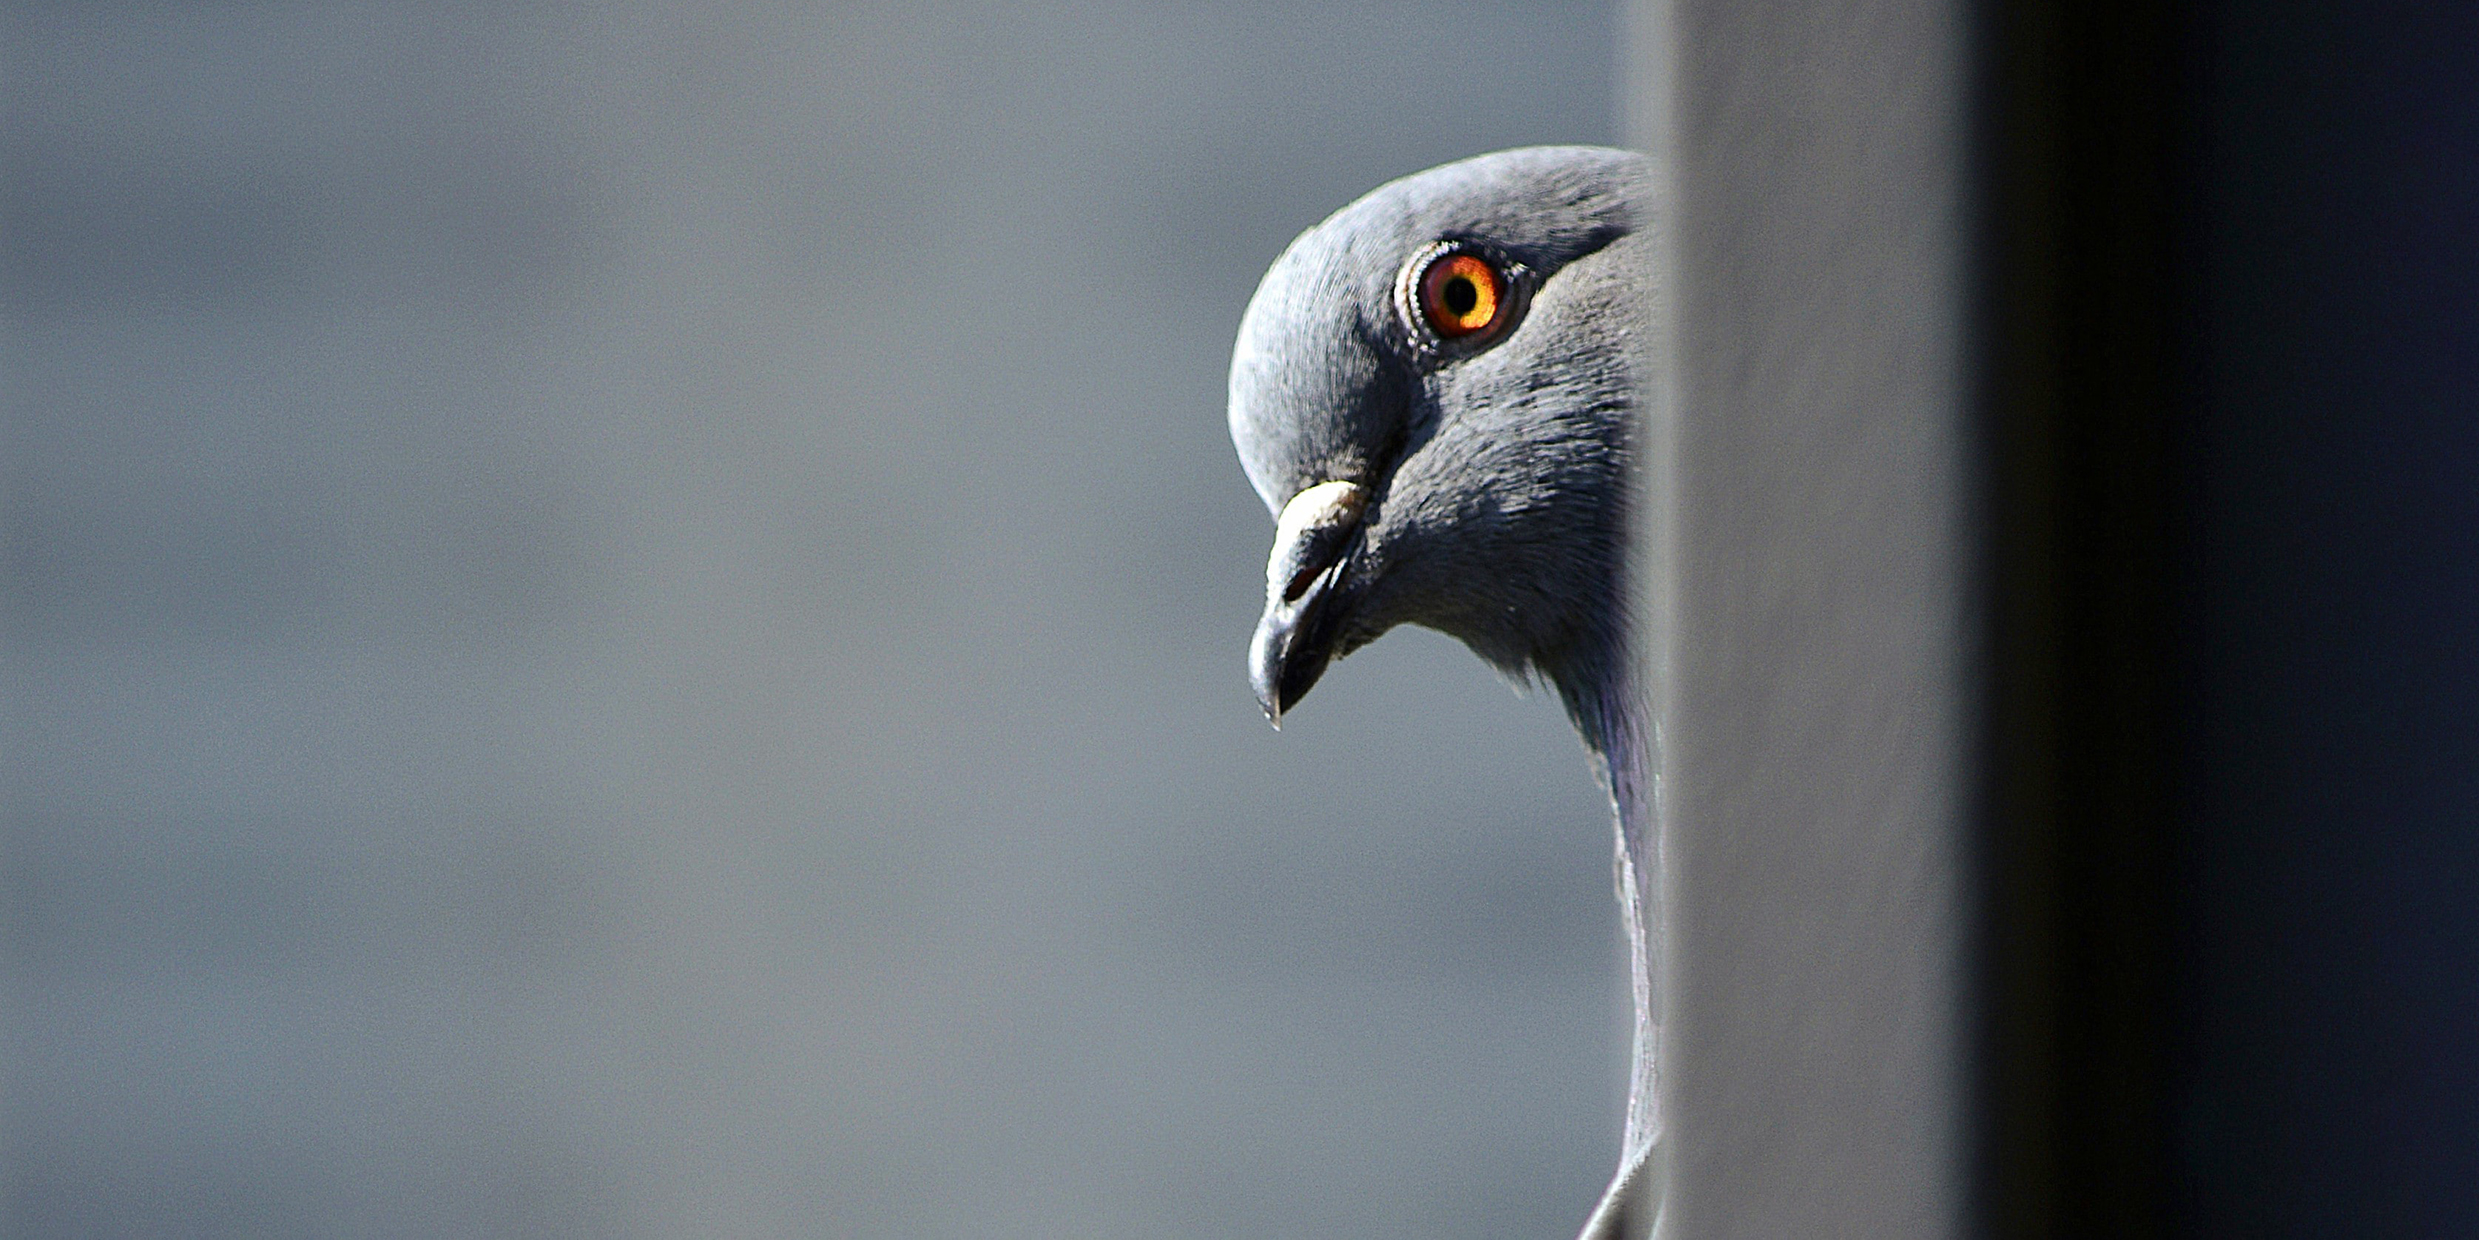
[1249,482,1364,734]
[1254,675,1284,729]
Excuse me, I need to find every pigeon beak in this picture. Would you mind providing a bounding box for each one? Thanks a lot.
[1250,481,1369,727]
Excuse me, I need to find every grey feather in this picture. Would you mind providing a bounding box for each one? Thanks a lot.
[1228,146,1660,1239]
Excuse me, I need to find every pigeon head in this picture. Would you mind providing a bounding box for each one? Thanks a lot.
[1230,145,1649,730]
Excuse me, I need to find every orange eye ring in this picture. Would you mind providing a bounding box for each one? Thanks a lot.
[1418,251,1504,339]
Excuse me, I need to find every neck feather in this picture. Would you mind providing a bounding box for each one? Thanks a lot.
[1549,640,1662,1164]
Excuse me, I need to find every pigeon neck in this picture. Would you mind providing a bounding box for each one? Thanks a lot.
[1548,641,1645,818]
[1550,639,1663,1167]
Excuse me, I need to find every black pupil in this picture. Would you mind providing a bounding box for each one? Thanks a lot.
[1442,274,1478,316]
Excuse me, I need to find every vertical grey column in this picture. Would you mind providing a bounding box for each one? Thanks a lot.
[1631,0,1972,1234]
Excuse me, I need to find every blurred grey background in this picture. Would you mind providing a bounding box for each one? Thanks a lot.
[2,4,1629,1235]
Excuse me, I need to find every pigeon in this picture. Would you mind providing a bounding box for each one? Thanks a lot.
[1229,146,1659,1239]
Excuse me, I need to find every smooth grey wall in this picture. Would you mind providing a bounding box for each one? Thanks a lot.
[2,6,1634,1236]
[1649,0,1970,1233]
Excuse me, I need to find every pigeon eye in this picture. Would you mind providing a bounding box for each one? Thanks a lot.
[1418,251,1504,339]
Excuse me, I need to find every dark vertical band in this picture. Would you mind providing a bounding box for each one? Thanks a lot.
[1969,0,2184,1234]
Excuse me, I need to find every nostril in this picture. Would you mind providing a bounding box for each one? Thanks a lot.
[1276,522,1358,604]
[1266,480,1370,603]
